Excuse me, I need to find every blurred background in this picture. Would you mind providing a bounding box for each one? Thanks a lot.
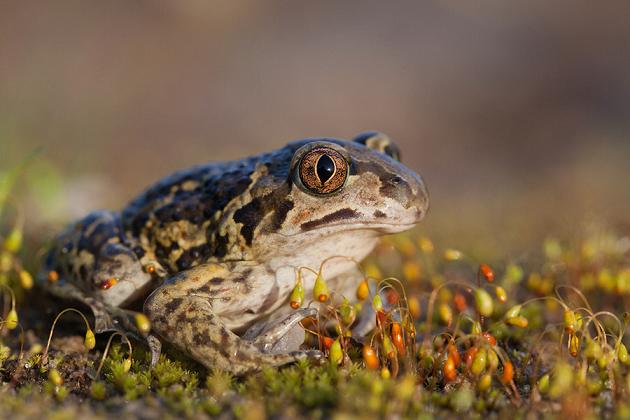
[1,0,629,258]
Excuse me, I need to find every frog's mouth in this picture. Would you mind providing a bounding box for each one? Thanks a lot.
[287,220,419,237]
[290,204,425,236]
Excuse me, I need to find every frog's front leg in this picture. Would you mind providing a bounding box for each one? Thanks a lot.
[143,263,323,375]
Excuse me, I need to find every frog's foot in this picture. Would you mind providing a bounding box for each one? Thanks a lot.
[44,279,164,365]
[146,334,162,367]
[144,264,323,375]
[246,307,318,353]
[89,299,163,364]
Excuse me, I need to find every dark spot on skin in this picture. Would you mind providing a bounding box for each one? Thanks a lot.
[193,284,211,294]
[234,182,292,246]
[62,241,73,254]
[354,160,413,208]
[301,208,360,231]
[384,144,401,161]
[176,312,187,324]
[79,265,89,282]
[176,252,193,271]
[210,277,223,285]
[233,199,262,245]
[374,210,387,218]
[155,245,168,260]
[270,199,294,231]
[164,297,183,314]
[193,332,207,346]
[212,233,228,258]
[176,245,209,270]
[378,173,413,207]
[234,268,252,284]
[132,245,145,258]
[219,328,232,356]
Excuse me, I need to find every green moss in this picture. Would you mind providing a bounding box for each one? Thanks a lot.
[1,162,630,417]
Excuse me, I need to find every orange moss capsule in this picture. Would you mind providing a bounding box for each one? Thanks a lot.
[443,356,457,382]
[99,277,118,290]
[386,289,400,305]
[391,322,406,356]
[313,273,329,302]
[481,332,497,346]
[289,280,305,309]
[363,344,380,370]
[376,310,388,328]
[464,347,479,370]
[320,336,334,350]
[480,264,495,282]
[501,361,514,384]
[447,344,461,367]
[453,292,467,312]
[356,277,370,301]
[47,270,59,283]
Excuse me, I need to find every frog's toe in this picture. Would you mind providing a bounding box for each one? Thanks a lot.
[147,334,162,368]
[290,349,325,365]
[251,307,317,352]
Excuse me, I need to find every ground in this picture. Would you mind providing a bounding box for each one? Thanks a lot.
[1,160,630,419]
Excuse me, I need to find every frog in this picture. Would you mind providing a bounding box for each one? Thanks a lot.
[38,132,429,375]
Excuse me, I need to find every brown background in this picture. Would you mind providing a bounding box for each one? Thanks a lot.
[1,1,629,257]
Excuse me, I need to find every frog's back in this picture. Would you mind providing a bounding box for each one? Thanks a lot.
[120,145,297,273]
[39,154,273,307]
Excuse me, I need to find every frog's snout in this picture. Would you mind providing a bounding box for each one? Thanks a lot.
[380,166,429,223]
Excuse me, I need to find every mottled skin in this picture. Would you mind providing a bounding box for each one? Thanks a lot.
[39,132,429,375]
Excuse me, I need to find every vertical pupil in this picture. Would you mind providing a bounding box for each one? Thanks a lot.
[316,154,335,183]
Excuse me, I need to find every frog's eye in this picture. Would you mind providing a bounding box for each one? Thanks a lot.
[298,147,349,195]
[353,131,402,162]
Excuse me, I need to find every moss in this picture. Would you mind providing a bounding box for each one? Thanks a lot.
[1,163,630,417]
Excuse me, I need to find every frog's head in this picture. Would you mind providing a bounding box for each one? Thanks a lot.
[241,132,429,261]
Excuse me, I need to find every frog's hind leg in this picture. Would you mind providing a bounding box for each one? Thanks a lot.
[144,263,323,375]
